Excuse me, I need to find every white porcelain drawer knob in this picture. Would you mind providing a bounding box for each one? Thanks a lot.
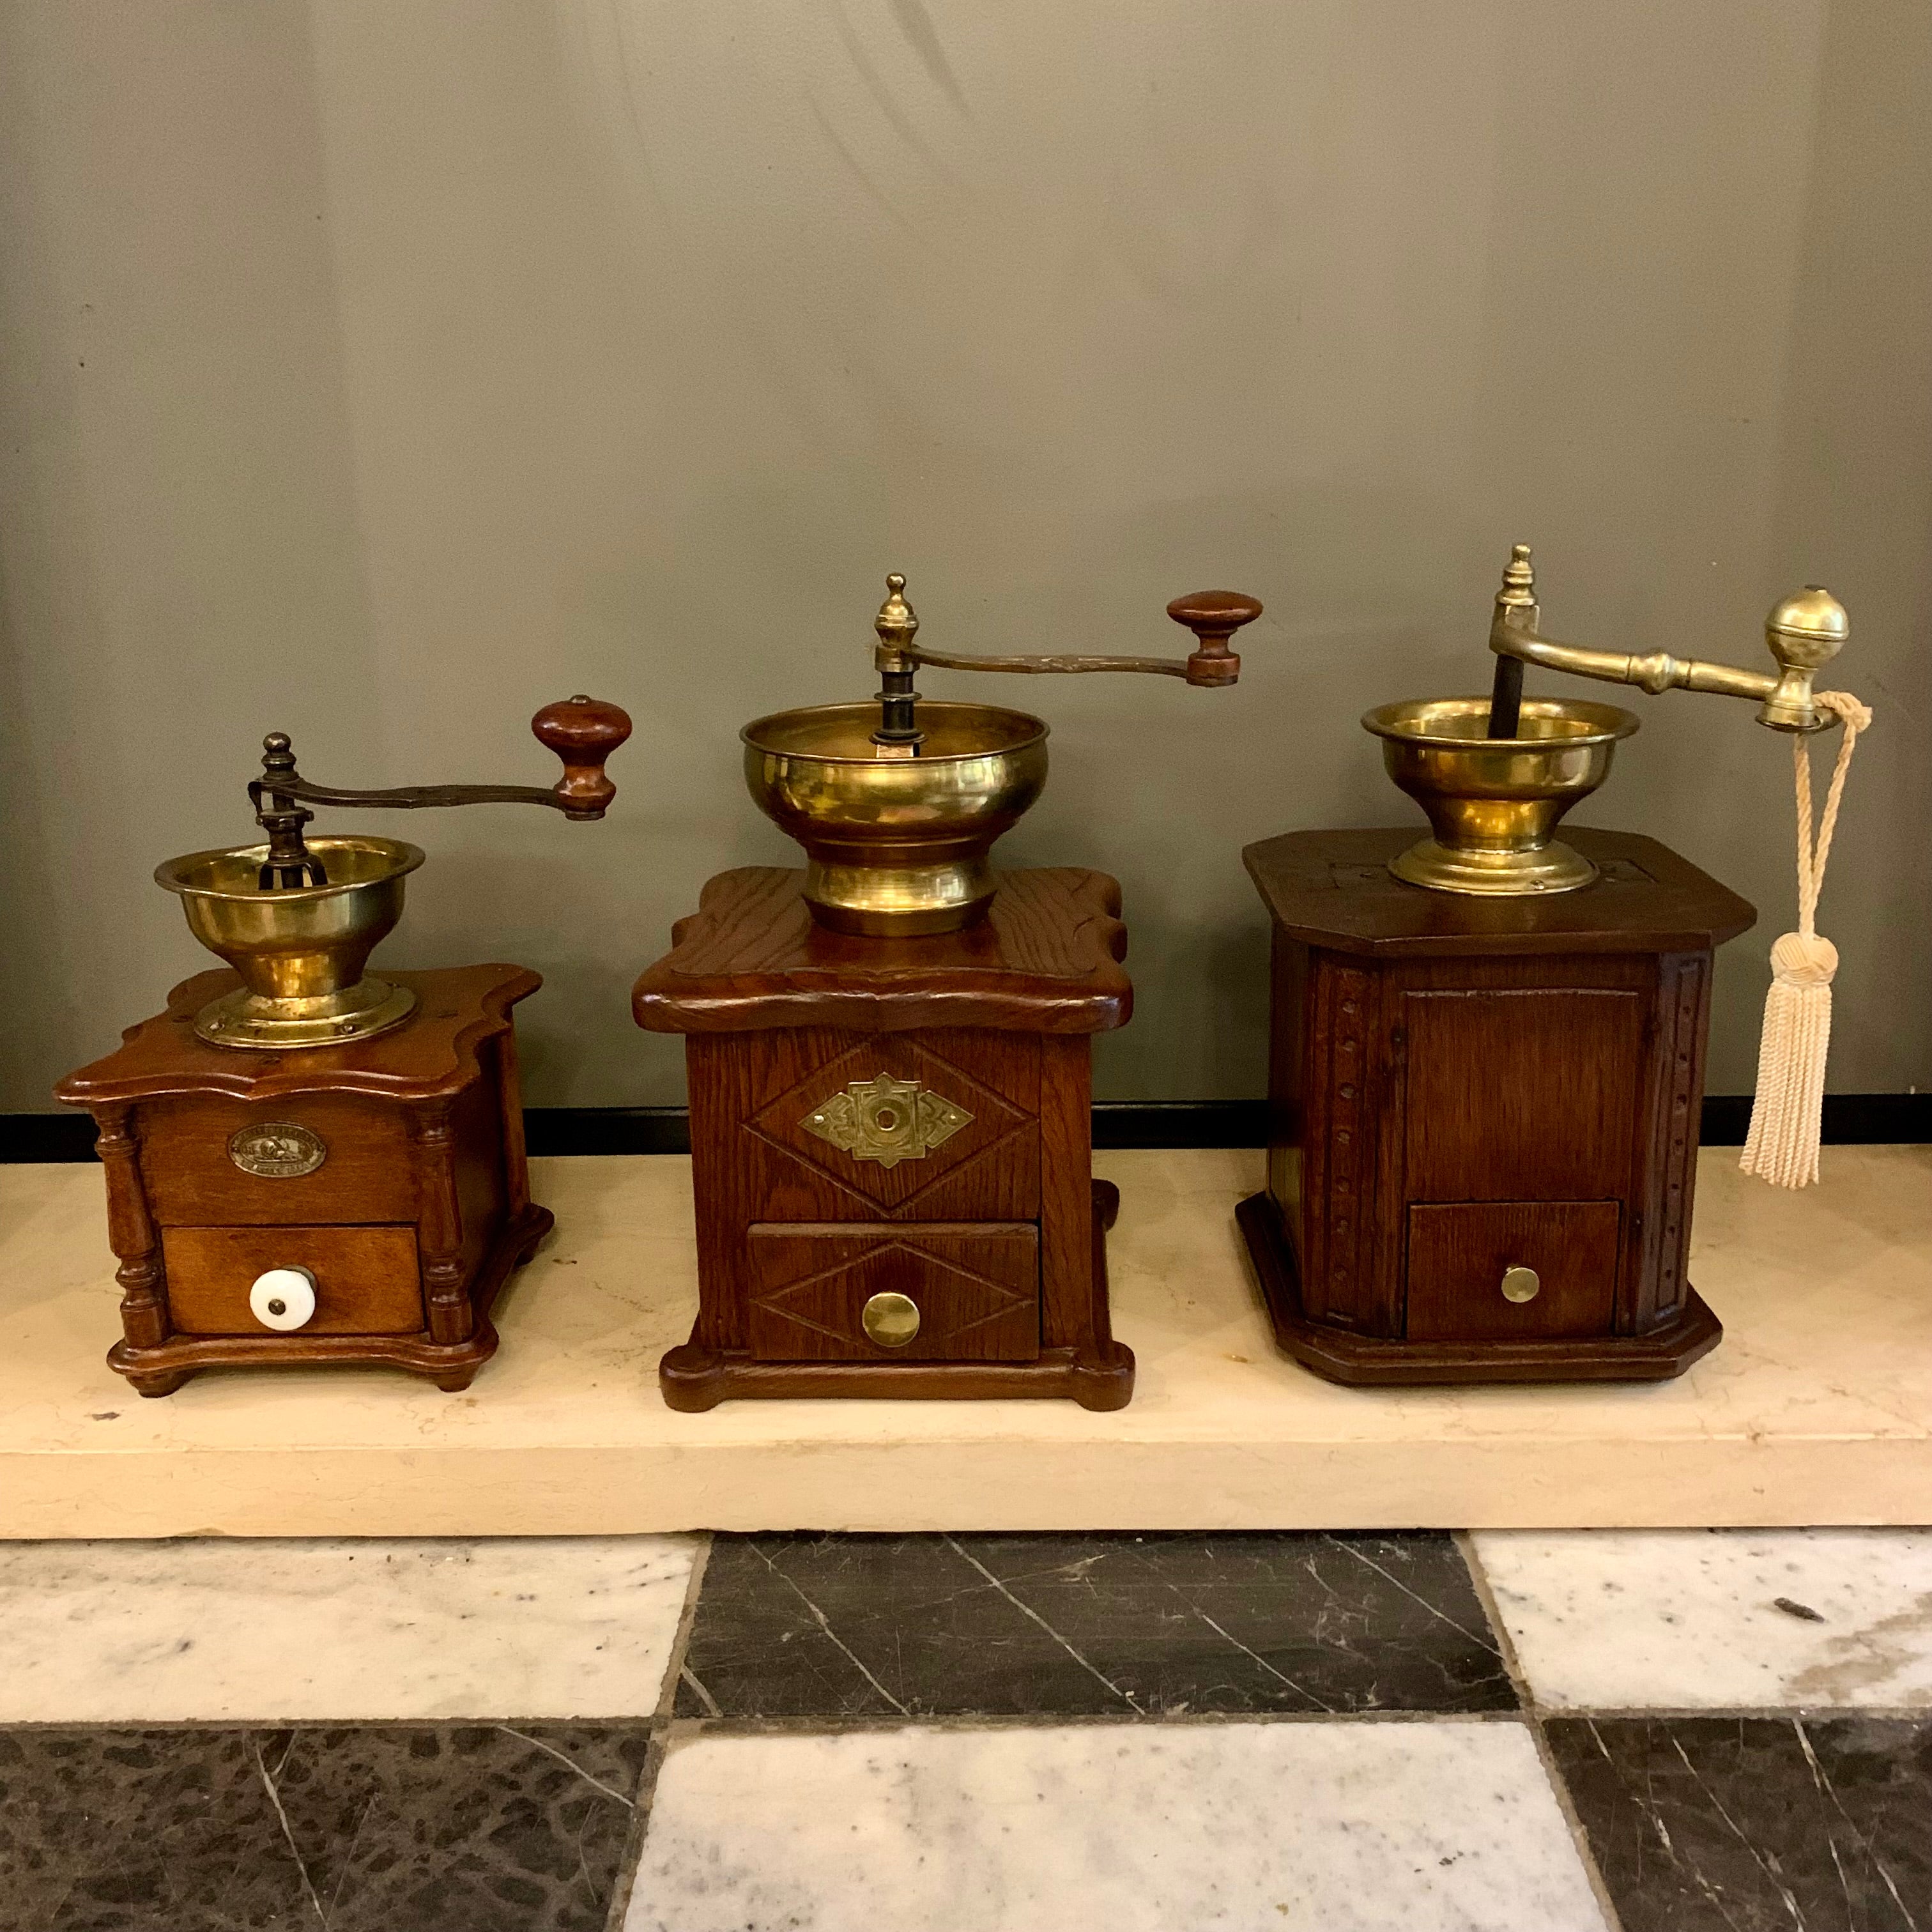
[249,1265,318,1331]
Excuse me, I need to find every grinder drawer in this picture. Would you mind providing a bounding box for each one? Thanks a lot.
[746,1222,1039,1362]
[162,1225,425,1337]
[1404,1200,1621,1342]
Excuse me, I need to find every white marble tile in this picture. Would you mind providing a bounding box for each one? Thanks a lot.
[1473,1527,1932,1708]
[0,1534,698,1721]
[624,1720,1608,1932]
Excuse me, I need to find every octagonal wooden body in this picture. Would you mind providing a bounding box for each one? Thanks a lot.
[1238,829,1755,1386]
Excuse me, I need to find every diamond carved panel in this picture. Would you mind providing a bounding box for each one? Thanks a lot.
[749,1038,1032,1213]
[746,1225,1040,1361]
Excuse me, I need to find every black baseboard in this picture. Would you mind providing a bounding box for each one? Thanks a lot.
[1,1114,100,1162]
[525,1107,691,1157]
[10,1094,1926,1163]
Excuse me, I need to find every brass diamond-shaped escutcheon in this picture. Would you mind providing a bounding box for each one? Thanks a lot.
[801,1072,973,1170]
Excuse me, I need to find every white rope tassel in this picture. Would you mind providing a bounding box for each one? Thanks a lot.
[1740,689,1871,1188]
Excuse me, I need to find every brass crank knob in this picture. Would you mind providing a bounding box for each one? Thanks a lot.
[532,696,633,818]
[1499,1264,1541,1305]
[1166,590,1264,686]
[861,1291,921,1348]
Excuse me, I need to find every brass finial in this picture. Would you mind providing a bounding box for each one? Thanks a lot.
[876,572,918,647]
[1498,543,1537,608]
[1765,585,1850,651]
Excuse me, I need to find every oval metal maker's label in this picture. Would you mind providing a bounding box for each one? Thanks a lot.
[227,1121,328,1179]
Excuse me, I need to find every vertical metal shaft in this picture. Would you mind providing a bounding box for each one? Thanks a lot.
[1487,654,1524,738]
[873,665,923,748]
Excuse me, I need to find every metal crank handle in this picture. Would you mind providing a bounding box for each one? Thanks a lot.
[251,696,634,823]
[875,574,1263,687]
[1486,545,1849,735]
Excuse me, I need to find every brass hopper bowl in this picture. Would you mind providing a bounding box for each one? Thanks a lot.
[1370,546,1850,896]
[744,574,1263,935]
[157,696,631,1048]
[744,701,1048,936]
[158,836,427,1047]
[1365,696,1639,894]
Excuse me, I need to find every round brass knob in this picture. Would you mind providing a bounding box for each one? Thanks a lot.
[1500,1264,1540,1305]
[860,1291,921,1348]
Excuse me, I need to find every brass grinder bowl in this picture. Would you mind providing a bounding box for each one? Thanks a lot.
[742,701,1050,935]
[1362,696,1641,895]
[155,835,427,1047]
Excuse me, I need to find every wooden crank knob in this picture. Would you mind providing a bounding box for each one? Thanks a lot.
[532,694,632,818]
[1166,590,1264,686]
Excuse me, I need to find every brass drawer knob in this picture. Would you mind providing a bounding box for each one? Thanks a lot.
[1499,1264,1541,1305]
[249,1265,318,1331]
[861,1291,921,1348]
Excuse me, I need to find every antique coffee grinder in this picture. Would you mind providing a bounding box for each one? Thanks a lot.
[1240,545,1857,1385]
[635,573,1262,1409]
[56,696,631,1395]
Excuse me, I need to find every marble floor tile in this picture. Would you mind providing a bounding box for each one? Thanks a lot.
[625,1718,1606,1931]
[0,1723,653,1932]
[1473,1528,1932,1709]
[1548,1715,1932,1932]
[0,1536,697,1721]
[677,1530,1513,1719]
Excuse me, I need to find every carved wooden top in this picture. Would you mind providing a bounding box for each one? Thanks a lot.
[632,868,1131,1036]
[1244,829,1756,957]
[54,963,541,1108]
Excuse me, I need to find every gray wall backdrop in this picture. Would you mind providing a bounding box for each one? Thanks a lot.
[3,1,1927,1114]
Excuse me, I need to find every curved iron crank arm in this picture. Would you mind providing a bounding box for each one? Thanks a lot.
[248,694,632,888]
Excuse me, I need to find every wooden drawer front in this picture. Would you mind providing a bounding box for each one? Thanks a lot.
[747,1223,1039,1363]
[1404,1201,1621,1342]
[162,1225,424,1336]
[139,1096,417,1226]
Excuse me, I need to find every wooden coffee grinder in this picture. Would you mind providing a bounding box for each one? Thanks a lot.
[1240,546,1854,1385]
[56,696,631,1395]
[635,574,1262,1410]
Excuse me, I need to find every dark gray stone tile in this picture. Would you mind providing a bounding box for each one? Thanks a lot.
[0,1729,305,1930]
[1547,1714,1932,1932]
[0,1724,653,1932]
[676,1529,1514,1719]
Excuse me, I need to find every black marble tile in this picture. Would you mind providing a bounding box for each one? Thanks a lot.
[1548,1715,1932,1932]
[676,1529,1514,1719]
[0,1724,653,1932]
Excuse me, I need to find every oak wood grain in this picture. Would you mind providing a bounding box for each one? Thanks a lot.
[54,963,541,1105]
[162,1223,424,1335]
[57,965,544,1395]
[1237,1190,1720,1386]
[652,868,1134,1408]
[137,1093,417,1227]
[634,868,1130,1035]
[1400,985,1644,1201]
[1244,828,1755,957]
[746,1222,1040,1363]
[1239,829,1746,1384]
[1404,1200,1622,1342]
